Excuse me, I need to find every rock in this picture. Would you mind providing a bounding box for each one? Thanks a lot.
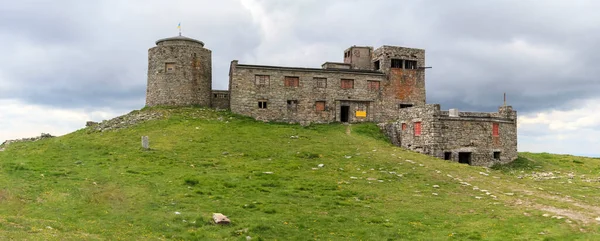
[318,164,324,168]
[86,121,98,127]
[174,211,181,215]
[213,213,231,224]
[366,177,377,181]
[350,176,358,179]
[479,172,489,176]
[432,185,440,188]
[222,152,229,155]
[141,136,149,149]
[263,172,273,174]
[432,193,438,196]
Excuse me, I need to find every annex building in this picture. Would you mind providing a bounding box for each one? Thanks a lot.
[145,35,517,166]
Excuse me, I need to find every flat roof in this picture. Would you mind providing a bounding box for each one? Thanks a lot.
[235,64,385,75]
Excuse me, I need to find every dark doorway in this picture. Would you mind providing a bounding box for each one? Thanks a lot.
[458,152,471,165]
[340,106,350,122]
[444,152,451,160]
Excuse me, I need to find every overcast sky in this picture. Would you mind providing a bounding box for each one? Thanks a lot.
[1,0,598,156]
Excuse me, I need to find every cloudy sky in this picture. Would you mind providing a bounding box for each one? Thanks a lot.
[1,0,598,156]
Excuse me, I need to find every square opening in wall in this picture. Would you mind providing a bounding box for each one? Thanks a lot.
[444,152,451,160]
[258,100,268,109]
[458,152,471,165]
[287,100,298,111]
[165,63,175,72]
[374,60,380,70]
[493,152,501,160]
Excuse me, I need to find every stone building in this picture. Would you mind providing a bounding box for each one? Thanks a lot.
[144,35,517,166]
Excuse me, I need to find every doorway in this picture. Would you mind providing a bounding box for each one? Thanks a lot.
[458,152,471,165]
[340,106,350,123]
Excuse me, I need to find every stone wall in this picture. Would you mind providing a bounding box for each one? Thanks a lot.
[373,46,426,108]
[229,63,391,123]
[211,90,230,109]
[146,36,212,107]
[389,104,518,166]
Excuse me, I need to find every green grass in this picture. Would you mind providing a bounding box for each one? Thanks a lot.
[0,107,599,240]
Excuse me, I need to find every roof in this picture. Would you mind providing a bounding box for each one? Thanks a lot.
[235,64,385,75]
[155,36,205,46]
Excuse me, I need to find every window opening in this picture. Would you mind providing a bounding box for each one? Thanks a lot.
[255,75,270,87]
[315,101,326,111]
[399,104,414,109]
[459,152,472,165]
[258,100,268,109]
[368,80,380,91]
[314,78,327,88]
[493,152,501,160]
[404,60,418,69]
[492,123,499,137]
[391,59,403,68]
[341,79,354,89]
[444,152,451,160]
[165,63,176,72]
[287,100,298,111]
[284,76,299,87]
[414,122,422,136]
[374,60,380,70]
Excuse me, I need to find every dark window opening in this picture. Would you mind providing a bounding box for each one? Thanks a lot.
[213,93,228,99]
[374,60,380,70]
[341,106,350,122]
[493,152,501,160]
[401,123,407,130]
[444,152,452,160]
[458,152,472,165]
[287,100,298,111]
[399,104,413,109]
[391,59,403,68]
[258,100,268,109]
[405,60,418,69]
[315,101,326,111]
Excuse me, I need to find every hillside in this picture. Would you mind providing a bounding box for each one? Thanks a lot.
[0,107,599,240]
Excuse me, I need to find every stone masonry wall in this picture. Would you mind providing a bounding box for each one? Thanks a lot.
[146,40,212,107]
[211,90,230,109]
[229,64,390,123]
[391,104,517,167]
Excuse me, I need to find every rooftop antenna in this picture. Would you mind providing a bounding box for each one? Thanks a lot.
[178,22,182,36]
[503,92,506,107]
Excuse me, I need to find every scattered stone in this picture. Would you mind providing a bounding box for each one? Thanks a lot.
[473,187,480,191]
[565,219,572,224]
[263,172,273,174]
[432,193,438,196]
[432,185,440,188]
[222,152,229,155]
[405,160,416,164]
[46,226,53,230]
[366,177,377,181]
[213,213,230,224]
[0,133,55,150]
[174,212,181,215]
[246,236,252,241]
[350,177,358,179]
[290,135,299,139]
[595,217,600,221]
[344,155,352,159]
[479,172,489,176]
[88,111,163,132]
[475,196,482,199]
[542,214,550,217]
[318,164,324,168]
[504,193,514,196]
[311,168,318,170]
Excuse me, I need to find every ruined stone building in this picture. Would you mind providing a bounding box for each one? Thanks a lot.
[145,35,517,166]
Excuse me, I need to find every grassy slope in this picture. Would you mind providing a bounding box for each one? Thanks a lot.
[0,107,599,240]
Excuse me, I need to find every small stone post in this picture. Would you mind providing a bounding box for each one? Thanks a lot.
[141,136,149,150]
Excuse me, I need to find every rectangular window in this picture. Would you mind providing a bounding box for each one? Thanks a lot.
[314,78,327,88]
[258,100,268,109]
[492,123,499,137]
[399,104,413,109]
[391,59,403,68]
[255,75,270,87]
[368,80,380,91]
[493,152,501,160]
[213,93,228,99]
[374,60,380,70]
[414,122,422,136]
[165,63,176,72]
[341,79,354,89]
[401,123,407,131]
[287,100,298,111]
[444,152,451,160]
[315,101,326,111]
[405,60,418,69]
[284,76,299,87]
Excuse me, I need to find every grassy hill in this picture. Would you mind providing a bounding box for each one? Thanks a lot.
[1,107,599,240]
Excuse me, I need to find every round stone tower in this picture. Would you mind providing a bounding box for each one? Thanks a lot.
[146,35,212,107]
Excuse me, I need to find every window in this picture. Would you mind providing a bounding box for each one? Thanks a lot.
[314,78,327,88]
[368,80,380,91]
[165,63,176,72]
[492,123,499,137]
[258,100,268,109]
[401,123,407,131]
[284,76,299,87]
[213,93,228,99]
[287,100,298,111]
[341,79,354,89]
[391,59,402,68]
[315,101,326,111]
[493,152,501,160]
[374,60,380,70]
[444,152,451,160]
[405,60,418,69]
[255,75,270,87]
[414,122,422,136]
[399,104,413,109]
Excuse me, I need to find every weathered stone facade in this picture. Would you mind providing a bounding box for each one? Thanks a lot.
[143,36,518,166]
[228,45,427,123]
[381,104,517,166]
[146,36,212,107]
